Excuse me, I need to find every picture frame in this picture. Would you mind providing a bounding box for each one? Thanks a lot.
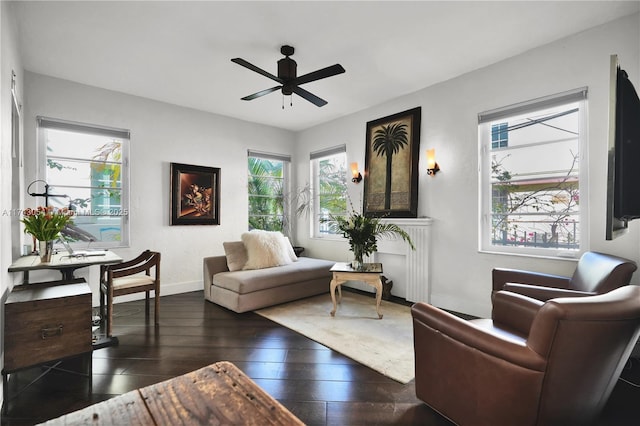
[363,107,421,218]
[170,162,220,225]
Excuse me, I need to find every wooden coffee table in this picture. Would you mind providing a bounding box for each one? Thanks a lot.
[330,262,384,319]
[40,361,303,425]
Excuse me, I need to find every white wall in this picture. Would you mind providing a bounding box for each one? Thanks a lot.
[1,0,25,406]
[22,72,295,304]
[295,13,640,317]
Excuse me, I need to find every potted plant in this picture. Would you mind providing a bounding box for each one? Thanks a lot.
[21,206,74,262]
[329,207,415,269]
[280,183,315,255]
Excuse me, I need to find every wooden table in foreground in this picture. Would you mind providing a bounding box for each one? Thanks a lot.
[330,262,384,319]
[40,361,304,425]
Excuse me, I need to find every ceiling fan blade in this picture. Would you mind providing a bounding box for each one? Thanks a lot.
[241,86,282,101]
[292,86,328,107]
[292,64,345,86]
[231,58,283,84]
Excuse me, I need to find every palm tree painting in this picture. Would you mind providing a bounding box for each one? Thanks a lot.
[364,107,421,218]
[372,122,409,210]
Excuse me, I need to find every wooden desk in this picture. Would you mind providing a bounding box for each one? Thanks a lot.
[8,252,123,348]
[8,251,123,283]
[330,262,384,319]
[40,361,304,425]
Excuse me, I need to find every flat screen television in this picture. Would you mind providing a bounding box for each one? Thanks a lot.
[606,54,640,240]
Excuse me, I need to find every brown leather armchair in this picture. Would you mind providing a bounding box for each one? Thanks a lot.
[492,251,637,301]
[411,286,640,426]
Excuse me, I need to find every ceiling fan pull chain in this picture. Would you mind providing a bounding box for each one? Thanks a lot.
[282,94,285,110]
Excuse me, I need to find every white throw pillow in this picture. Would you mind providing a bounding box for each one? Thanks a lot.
[242,230,293,270]
[283,236,298,262]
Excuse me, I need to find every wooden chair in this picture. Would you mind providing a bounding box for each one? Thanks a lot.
[100,250,161,337]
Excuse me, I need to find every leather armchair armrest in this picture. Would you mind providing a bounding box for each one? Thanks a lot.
[503,283,596,301]
[492,290,545,336]
[411,302,546,371]
[492,268,571,293]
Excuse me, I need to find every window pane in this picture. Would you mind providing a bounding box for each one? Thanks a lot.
[248,176,283,197]
[47,159,122,189]
[42,122,128,246]
[486,102,581,252]
[248,156,287,232]
[313,152,347,237]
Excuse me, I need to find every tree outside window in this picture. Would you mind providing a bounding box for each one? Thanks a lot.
[312,151,347,237]
[248,155,287,232]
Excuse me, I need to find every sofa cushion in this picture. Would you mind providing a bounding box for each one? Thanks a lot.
[242,230,292,270]
[223,241,248,271]
[213,257,334,294]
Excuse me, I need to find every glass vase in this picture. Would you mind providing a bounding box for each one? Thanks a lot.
[39,240,54,263]
[351,245,365,270]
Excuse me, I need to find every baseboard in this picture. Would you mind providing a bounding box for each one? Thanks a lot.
[92,279,202,307]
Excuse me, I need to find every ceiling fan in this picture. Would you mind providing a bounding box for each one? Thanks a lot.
[231,45,345,107]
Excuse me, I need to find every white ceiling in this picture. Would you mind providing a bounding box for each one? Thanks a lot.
[11,1,640,132]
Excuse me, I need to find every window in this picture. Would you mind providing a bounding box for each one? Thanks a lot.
[491,122,509,149]
[247,150,290,232]
[478,88,587,257]
[311,145,348,237]
[38,117,129,247]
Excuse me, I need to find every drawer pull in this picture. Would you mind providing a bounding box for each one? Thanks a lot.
[41,325,63,339]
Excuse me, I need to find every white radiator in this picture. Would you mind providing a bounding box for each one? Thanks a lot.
[373,218,433,303]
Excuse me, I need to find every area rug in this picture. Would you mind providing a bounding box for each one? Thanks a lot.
[256,291,415,384]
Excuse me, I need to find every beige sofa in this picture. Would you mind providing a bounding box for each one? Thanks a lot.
[203,255,335,313]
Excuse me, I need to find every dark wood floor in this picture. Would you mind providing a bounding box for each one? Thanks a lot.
[2,290,639,425]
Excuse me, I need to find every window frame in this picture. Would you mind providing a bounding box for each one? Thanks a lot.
[310,145,348,239]
[478,88,589,258]
[37,116,130,248]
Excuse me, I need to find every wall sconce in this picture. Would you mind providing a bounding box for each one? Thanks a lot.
[426,149,440,176]
[350,162,363,183]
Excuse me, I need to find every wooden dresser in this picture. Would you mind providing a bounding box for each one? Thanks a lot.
[3,279,93,411]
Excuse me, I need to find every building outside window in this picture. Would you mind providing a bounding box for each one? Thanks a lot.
[491,122,509,149]
[38,117,129,247]
[478,88,587,257]
[311,145,348,238]
[247,151,290,232]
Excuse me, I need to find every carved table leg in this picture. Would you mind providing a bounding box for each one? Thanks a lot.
[330,276,339,317]
[373,276,383,319]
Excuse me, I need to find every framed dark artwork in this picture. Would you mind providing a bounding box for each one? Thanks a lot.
[170,162,220,225]
[364,107,421,218]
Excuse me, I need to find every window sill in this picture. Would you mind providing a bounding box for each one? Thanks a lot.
[478,248,580,262]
